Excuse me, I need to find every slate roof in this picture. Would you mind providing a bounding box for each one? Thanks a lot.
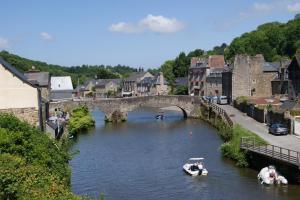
[51,76,73,91]
[125,72,148,82]
[280,100,300,110]
[175,77,188,86]
[24,71,50,87]
[0,57,38,88]
[94,79,121,88]
[263,62,281,72]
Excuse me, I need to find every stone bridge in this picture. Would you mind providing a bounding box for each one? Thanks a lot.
[49,95,203,122]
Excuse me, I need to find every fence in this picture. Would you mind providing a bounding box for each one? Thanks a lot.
[208,103,233,127]
[240,137,300,168]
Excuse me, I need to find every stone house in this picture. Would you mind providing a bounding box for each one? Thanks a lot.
[0,58,43,128]
[122,72,154,96]
[288,55,300,100]
[188,55,225,96]
[75,80,97,98]
[222,54,280,103]
[95,79,121,98]
[50,76,74,101]
[24,69,50,101]
[151,72,168,95]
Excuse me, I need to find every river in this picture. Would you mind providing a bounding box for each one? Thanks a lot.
[70,108,300,200]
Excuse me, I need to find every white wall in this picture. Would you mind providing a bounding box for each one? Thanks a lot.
[0,64,38,109]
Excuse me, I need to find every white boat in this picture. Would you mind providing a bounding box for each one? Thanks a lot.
[257,166,288,185]
[183,158,208,176]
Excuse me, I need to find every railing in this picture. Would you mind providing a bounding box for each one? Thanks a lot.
[241,137,300,167]
[208,103,233,127]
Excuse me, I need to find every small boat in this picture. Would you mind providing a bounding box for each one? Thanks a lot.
[183,158,208,176]
[257,166,288,185]
[155,114,164,120]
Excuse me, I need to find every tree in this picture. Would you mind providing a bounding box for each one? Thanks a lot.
[173,52,189,77]
[174,85,188,95]
[161,60,175,84]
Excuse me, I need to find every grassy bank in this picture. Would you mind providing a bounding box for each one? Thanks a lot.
[199,105,267,167]
[0,113,80,199]
[68,106,95,136]
[220,124,267,167]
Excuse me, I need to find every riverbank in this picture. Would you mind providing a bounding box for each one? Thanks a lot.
[0,113,80,199]
[198,104,267,167]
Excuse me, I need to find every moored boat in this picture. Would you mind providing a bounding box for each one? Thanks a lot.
[257,166,288,185]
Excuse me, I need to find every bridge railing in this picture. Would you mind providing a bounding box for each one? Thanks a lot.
[240,137,300,167]
[208,103,233,127]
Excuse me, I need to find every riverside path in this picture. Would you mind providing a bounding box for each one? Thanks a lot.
[219,104,300,153]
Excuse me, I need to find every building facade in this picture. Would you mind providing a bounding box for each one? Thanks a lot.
[288,56,300,100]
[50,76,74,101]
[222,54,280,103]
[0,58,42,128]
[188,55,225,96]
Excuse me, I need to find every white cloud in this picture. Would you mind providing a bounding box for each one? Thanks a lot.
[108,14,184,34]
[0,37,9,49]
[253,2,273,12]
[108,22,139,33]
[40,32,53,41]
[139,15,184,33]
[287,2,300,12]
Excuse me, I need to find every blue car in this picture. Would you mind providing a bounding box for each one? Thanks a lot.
[268,124,288,135]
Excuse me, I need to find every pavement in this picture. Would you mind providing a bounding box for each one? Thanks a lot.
[219,104,300,153]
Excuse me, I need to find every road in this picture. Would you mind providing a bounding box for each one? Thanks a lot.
[219,105,300,152]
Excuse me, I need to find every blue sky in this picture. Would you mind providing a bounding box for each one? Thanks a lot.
[0,0,299,69]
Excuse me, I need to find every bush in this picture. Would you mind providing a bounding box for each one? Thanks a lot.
[290,109,300,116]
[68,106,95,135]
[236,96,249,104]
[220,124,267,167]
[0,113,79,199]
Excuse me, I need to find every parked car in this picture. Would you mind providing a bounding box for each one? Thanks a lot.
[268,124,288,135]
[217,96,228,105]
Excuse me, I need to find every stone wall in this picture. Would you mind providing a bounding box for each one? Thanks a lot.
[232,55,251,100]
[206,76,222,96]
[231,54,275,100]
[49,96,203,122]
[0,107,39,126]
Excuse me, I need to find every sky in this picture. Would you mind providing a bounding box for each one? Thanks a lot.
[0,0,299,69]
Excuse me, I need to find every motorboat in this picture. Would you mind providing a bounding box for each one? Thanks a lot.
[155,112,164,120]
[257,166,288,185]
[183,158,208,176]
[156,114,164,120]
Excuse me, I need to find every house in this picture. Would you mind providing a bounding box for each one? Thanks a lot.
[24,68,50,101]
[188,55,225,96]
[0,57,43,129]
[150,72,168,95]
[95,79,121,98]
[288,56,300,100]
[222,54,280,103]
[270,59,290,97]
[50,76,74,101]
[75,80,97,98]
[122,72,154,96]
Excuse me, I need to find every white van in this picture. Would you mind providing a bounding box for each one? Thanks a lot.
[217,96,228,105]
